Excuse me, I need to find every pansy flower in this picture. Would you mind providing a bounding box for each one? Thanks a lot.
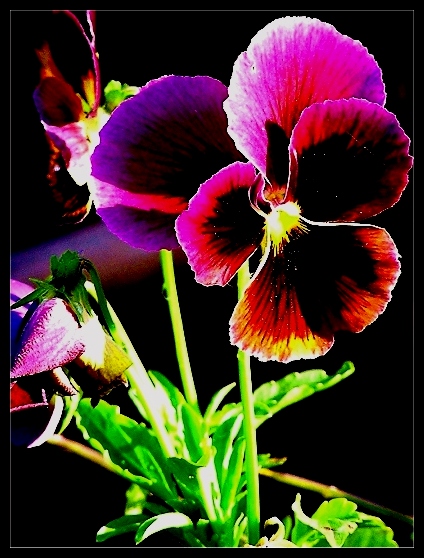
[175,17,413,363]
[32,10,138,223]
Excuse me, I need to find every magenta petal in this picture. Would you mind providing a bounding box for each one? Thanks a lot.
[90,75,241,251]
[10,279,35,361]
[287,99,413,222]
[10,298,85,379]
[224,16,385,178]
[176,162,265,285]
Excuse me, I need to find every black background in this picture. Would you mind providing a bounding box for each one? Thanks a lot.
[10,10,413,547]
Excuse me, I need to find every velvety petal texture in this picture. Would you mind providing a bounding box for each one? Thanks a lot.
[10,298,85,379]
[176,162,265,285]
[230,223,400,363]
[224,16,385,182]
[90,75,242,250]
[10,281,65,448]
[286,99,413,222]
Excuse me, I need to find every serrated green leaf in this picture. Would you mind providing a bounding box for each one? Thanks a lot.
[291,494,362,548]
[135,512,193,544]
[343,516,398,547]
[253,362,355,427]
[75,399,177,501]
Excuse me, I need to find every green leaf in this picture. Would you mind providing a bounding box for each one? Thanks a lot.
[208,402,242,431]
[166,457,203,506]
[212,414,243,491]
[147,370,186,451]
[124,483,149,516]
[252,362,355,427]
[220,436,246,515]
[257,454,288,468]
[135,512,193,544]
[291,494,362,548]
[96,514,148,543]
[343,514,398,547]
[75,399,177,501]
[180,404,211,465]
[204,382,237,425]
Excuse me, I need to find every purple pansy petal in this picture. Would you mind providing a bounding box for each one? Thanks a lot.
[90,75,241,251]
[176,162,265,285]
[224,16,385,182]
[96,205,183,251]
[91,181,187,250]
[10,298,85,379]
[286,99,413,222]
[230,222,400,363]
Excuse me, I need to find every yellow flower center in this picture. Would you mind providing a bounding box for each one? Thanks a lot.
[265,201,308,251]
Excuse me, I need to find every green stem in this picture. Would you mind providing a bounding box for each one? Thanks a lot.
[259,469,414,527]
[237,262,260,545]
[159,249,199,413]
[48,434,119,474]
[84,281,175,458]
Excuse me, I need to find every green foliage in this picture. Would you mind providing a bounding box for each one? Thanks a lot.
[290,494,398,548]
[72,362,369,547]
[103,80,140,113]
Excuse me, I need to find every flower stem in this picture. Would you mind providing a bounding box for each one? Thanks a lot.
[48,434,119,473]
[237,261,260,545]
[84,281,175,458]
[259,468,414,526]
[159,249,200,413]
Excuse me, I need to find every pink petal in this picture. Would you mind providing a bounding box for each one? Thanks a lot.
[10,298,85,379]
[224,16,385,181]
